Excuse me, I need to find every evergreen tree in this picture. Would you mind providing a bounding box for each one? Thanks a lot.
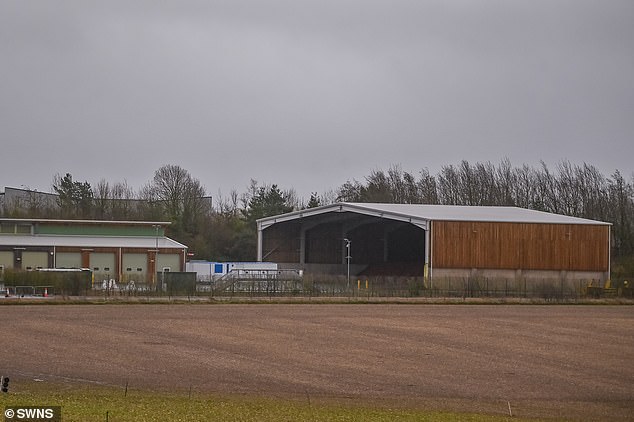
[52,173,94,218]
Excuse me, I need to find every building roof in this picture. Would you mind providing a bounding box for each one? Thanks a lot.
[257,202,611,230]
[0,217,171,226]
[0,235,187,249]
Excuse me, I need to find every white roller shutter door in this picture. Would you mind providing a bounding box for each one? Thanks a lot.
[55,252,82,269]
[22,251,48,270]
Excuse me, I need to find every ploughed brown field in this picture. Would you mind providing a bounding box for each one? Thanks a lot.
[2,304,633,420]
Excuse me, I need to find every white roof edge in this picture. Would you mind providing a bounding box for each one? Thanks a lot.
[257,202,611,226]
[0,218,172,225]
[256,203,347,227]
[0,234,187,249]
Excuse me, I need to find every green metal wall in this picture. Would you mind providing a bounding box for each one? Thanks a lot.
[35,224,165,237]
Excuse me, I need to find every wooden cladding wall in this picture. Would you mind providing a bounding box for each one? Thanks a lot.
[432,221,609,271]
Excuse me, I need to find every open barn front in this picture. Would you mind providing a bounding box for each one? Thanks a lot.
[299,215,427,276]
[351,220,426,277]
[258,205,428,277]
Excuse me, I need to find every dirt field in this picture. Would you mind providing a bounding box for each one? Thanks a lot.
[2,304,633,420]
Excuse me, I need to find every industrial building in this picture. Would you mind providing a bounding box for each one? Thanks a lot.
[0,218,187,286]
[256,203,611,282]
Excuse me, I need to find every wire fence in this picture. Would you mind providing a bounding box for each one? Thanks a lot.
[3,271,633,300]
[88,274,633,300]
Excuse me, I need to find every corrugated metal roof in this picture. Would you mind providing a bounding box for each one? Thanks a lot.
[257,202,611,226]
[346,203,610,225]
[0,235,187,249]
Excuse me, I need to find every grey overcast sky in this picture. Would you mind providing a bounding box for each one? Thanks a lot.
[1,1,633,200]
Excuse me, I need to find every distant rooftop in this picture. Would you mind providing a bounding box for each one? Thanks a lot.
[0,217,171,226]
[0,234,186,249]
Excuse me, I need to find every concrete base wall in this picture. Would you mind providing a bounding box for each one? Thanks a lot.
[431,268,608,283]
[278,262,608,283]
[277,262,608,284]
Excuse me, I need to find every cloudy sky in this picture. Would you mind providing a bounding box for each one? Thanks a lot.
[1,1,633,199]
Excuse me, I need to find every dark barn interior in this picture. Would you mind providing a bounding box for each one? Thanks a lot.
[261,211,426,276]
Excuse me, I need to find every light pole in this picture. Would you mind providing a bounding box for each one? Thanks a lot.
[152,224,160,290]
[344,238,351,290]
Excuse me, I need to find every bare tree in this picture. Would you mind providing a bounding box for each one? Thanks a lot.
[111,181,136,220]
[556,160,582,216]
[147,164,207,232]
[336,179,363,202]
[417,168,438,204]
[533,162,559,212]
[319,189,339,205]
[283,187,300,211]
[436,164,460,205]
[94,179,111,219]
[384,165,420,204]
[495,158,516,206]
[386,165,406,203]
[215,189,240,216]
[576,163,609,220]
[513,164,537,209]
[137,182,164,221]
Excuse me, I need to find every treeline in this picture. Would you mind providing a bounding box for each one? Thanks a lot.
[2,160,634,274]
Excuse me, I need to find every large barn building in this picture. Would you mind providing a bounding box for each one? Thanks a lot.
[257,203,611,282]
[0,218,187,286]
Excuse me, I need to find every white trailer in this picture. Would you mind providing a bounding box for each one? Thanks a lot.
[186,261,279,282]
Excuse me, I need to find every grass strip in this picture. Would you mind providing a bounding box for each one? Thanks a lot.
[0,381,532,422]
